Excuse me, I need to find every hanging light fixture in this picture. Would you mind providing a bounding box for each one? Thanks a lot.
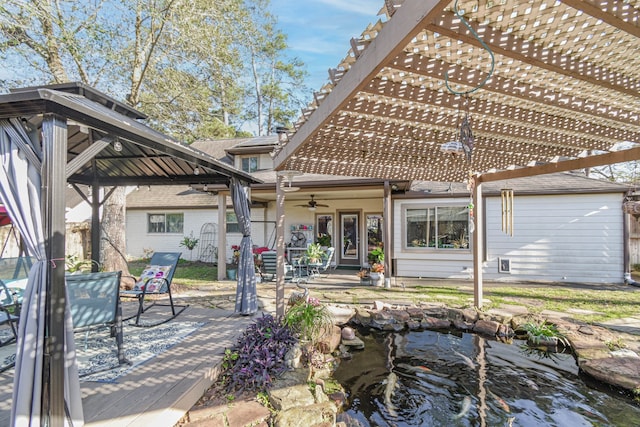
[113,138,122,152]
[193,166,200,176]
[277,170,302,192]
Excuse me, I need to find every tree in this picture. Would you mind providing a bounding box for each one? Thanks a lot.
[239,4,308,135]
[0,0,309,272]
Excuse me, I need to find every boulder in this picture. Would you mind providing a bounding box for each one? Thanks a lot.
[581,357,640,392]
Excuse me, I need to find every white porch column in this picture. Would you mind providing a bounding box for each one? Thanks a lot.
[217,193,227,281]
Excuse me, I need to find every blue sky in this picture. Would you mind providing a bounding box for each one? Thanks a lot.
[269,0,381,94]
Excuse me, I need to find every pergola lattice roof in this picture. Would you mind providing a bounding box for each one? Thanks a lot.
[273,0,640,183]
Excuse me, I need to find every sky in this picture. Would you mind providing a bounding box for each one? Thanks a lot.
[269,0,382,96]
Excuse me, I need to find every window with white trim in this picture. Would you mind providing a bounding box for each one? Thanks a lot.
[226,211,240,233]
[405,205,469,249]
[241,156,258,173]
[147,213,184,233]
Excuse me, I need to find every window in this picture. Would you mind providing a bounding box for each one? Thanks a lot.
[405,205,469,249]
[241,156,258,173]
[226,212,240,233]
[148,213,184,233]
[366,214,383,252]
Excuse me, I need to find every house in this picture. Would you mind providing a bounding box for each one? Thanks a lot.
[125,135,631,284]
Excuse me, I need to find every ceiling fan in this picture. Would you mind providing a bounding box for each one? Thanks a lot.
[296,195,328,211]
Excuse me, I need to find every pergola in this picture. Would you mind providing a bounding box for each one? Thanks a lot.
[273,0,639,308]
[0,82,260,427]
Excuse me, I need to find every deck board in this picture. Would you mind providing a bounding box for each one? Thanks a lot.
[0,303,254,427]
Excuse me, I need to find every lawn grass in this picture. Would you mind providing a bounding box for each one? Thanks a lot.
[128,259,218,286]
[126,259,640,323]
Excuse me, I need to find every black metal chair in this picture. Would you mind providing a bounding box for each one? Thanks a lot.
[120,252,188,327]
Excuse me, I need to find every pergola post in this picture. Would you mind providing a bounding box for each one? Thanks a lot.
[275,176,286,317]
[473,180,484,308]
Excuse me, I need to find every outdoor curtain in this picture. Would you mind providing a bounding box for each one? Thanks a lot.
[230,177,257,315]
[0,118,84,426]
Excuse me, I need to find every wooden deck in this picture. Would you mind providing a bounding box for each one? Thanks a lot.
[0,302,255,427]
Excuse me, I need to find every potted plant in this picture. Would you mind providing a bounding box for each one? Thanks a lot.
[356,268,371,285]
[305,243,324,265]
[370,262,385,286]
[316,233,331,248]
[367,247,384,265]
[179,233,199,261]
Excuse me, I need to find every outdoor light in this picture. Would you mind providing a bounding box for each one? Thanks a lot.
[203,184,208,191]
[194,166,200,175]
[277,170,302,192]
[113,139,122,152]
[440,140,464,156]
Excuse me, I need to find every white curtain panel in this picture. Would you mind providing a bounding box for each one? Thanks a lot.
[0,118,84,426]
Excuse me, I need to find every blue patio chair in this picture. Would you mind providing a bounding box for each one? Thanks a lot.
[0,279,19,346]
[260,251,295,282]
[120,252,188,327]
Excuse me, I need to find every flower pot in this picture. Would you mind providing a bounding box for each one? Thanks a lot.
[227,268,237,280]
[360,277,371,286]
[370,272,384,287]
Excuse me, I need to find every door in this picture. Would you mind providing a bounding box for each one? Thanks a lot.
[339,212,360,266]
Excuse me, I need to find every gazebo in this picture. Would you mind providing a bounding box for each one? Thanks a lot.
[272,0,640,312]
[0,82,261,427]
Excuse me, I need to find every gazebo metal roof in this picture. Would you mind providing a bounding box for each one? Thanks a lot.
[273,0,640,183]
[0,82,260,187]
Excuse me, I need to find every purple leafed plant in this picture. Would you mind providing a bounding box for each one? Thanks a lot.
[220,313,297,393]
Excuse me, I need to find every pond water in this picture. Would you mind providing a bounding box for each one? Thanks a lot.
[333,328,640,426]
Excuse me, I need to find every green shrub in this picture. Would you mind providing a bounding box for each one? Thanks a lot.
[283,297,333,344]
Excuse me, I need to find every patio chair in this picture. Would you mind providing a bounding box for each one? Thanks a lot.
[120,252,188,327]
[309,247,335,278]
[0,279,19,347]
[260,251,294,282]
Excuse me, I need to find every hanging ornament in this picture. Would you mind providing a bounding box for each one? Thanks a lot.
[467,173,476,234]
[501,188,514,236]
[459,112,474,163]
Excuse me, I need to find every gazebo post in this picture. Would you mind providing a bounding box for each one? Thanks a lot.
[41,113,69,427]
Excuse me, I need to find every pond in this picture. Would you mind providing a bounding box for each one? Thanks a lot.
[333,328,640,426]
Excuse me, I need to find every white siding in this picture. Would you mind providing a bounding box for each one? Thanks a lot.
[484,193,623,283]
[126,207,273,260]
[393,193,624,284]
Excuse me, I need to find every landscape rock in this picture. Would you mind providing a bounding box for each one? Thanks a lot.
[341,326,355,340]
[273,402,337,427]
[268,383,316,411]
[316,325,342,354]
[341,336,365,350]
[473,319,501,336]
[580,357,640,392]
